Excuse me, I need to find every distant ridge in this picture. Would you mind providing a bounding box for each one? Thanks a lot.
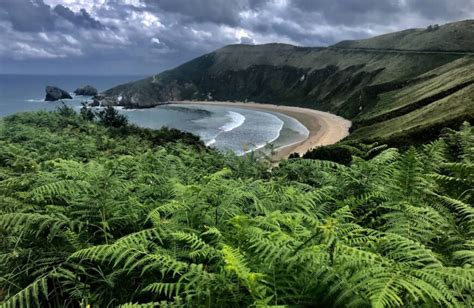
[104,19,474,145]
[332,20,474,52]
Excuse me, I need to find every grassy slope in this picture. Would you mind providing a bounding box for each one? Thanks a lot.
[333,20,474,51]
[356,58,474,121]
[104,20,474,144]
[347,56,474,143]
[350,84,474,142]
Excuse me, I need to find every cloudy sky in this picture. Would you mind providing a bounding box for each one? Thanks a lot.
[1,0,473,75]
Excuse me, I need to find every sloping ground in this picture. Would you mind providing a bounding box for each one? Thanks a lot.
[349,83,474,144]
[346,57,474,144]
[105,45,463,110]
[333,20,474,51]
[354,57,474,123]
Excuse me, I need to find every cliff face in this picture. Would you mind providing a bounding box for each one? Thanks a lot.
[104,20,474,143]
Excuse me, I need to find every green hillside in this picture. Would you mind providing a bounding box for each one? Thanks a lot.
[346,56,474,144]
[1,108,473,307]
[103,19,474,145]
[333,20,474,51]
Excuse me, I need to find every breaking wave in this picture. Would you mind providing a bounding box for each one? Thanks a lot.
[205,111,246,146]
[220,111,246,132]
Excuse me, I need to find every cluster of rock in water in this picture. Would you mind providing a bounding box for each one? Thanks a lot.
[44,85,128,108]
[44,84,112,107]
[45,85,98,101]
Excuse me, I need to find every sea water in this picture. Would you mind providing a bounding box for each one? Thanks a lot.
[0,75,309,155]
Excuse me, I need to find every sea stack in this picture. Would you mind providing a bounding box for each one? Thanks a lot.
[45,86,72,101]
[74,85,98,96]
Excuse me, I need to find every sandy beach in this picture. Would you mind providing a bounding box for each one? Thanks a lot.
[174,101,352,159]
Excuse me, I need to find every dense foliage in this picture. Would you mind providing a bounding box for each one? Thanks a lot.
[300,144,354,165]
[0,109,473,307]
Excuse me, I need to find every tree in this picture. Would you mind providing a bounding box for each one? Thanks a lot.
[80,102,95,121]
[303,144,353,165]
[96,106,128,127]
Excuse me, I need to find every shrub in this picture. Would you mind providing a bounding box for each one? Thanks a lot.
[80,102,95,121]
[302,144,353,165]
[96,106,128,127]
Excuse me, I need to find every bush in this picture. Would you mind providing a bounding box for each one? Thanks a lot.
[96,106,128,128]
[302,144,353,165]
[80,102,95,121]
[56,103,76,118]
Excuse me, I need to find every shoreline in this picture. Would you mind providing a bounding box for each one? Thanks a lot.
[172,101,352,160]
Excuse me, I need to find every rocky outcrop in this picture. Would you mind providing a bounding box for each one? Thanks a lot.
[90,94,119,107]
[45,86,72,101]
[74,85,98,96]
[89,92,166,109]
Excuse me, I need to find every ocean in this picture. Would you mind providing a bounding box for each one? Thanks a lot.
[0,74,309,155]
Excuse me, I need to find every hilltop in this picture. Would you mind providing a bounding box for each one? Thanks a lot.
[104,20,474,144]
[333,20,474,52]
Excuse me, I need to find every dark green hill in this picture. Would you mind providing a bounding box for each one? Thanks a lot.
[104,20,474,144]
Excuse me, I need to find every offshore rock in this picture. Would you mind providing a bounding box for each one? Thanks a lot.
[45,86,72,101]
[74,85,98,96]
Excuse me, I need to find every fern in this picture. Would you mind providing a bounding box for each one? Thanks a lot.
[2,111,474,307]
[1,276,48,308]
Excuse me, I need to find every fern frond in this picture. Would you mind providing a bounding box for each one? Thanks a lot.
[1,275,48,308]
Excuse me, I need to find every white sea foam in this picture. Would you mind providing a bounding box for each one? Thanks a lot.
[220,111,246,132]
[26,98,44,102]
[235,110,313,156]
[237,113,285,156]
[204,111,246,146]
[205,138,216,146]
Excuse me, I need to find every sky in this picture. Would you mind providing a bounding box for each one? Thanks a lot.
[1,0,473,75]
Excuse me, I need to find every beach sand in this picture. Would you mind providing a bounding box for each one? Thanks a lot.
[174,101,352,160]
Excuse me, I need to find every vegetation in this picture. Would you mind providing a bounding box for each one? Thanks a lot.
[301,144,354,165]
[333,20,474,51]
[347,57,474,145]
[1,108,473,307]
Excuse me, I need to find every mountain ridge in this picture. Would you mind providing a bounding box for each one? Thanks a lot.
[332,19,474,52]
[103,19,474,144]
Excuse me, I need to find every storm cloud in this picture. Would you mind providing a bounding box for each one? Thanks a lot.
[0,0,473,75]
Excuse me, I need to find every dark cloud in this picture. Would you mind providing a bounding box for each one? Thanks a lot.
[292,0,403,25]
[53,5,105,30]
[0,0,104,32]
[142,0,270,26]
[291,0,474,26]
[143,0,246,25]
[0,0,56,32]
[0,0,473,75]
[406,0,474,20]
[293,0,402,15]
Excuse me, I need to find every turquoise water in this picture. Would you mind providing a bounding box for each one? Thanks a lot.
[0,75,309,155]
